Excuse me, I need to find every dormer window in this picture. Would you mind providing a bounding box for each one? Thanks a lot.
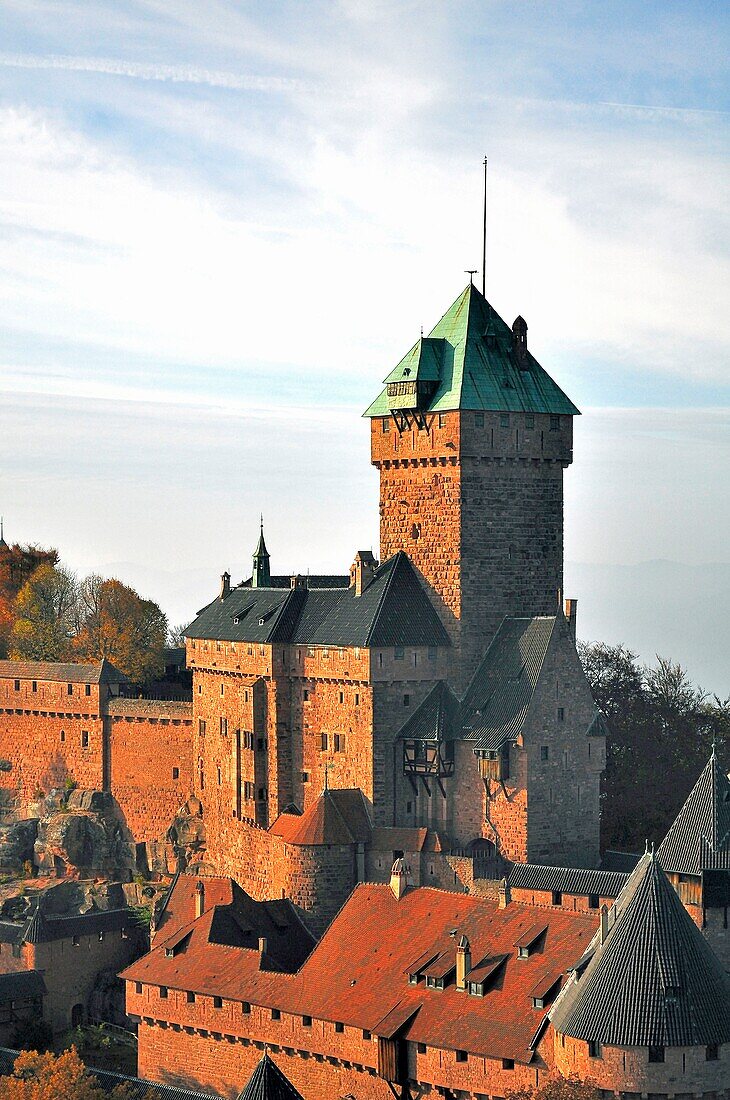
[468,982,483,997]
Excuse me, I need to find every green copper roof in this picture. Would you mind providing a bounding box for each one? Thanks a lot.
[364,283,580,417]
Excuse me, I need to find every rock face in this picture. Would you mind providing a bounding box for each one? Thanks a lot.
[146,795,208,876]
[0,819,38,872]
[34,790,133,878]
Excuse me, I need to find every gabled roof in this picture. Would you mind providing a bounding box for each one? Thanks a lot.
[187,552,450,649]
[550,851,730,1047]
[364,283,580,417]
[397,680,460,742]
[0,971,46,1004]
[461,616,557,752]
[507,864,628,899]
[269,789,372,847]
[657,750,730,876]
[236,1053,304,1100]
[0,658,128,684]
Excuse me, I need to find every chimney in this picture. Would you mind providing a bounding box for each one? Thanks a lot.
[350,551,377,598]
[564,598,578,640]
[599,904,609,944]
[195,880,205,919]
[220,572,231,600]
[258,936,267,957]
[511,316,528,367]
[456,934,471,991]
[390,858,411,901]
[498,877,511,909]
[290,574,307,590]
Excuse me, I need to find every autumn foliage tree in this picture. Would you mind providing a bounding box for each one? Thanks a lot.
[10,565,80,661]
[73,575,167,683]
[506,1077,601,1100]
[3,1047,141,1100]
[0,543,59,658]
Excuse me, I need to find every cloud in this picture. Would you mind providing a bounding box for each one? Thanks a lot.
[0,51,299,93]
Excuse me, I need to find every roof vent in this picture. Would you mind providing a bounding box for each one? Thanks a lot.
[512,316,529,369]
[390,858,412,901]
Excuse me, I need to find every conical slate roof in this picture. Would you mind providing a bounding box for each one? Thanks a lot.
[550,851,730,1047]
[364,282,580,417]
[657,749,730,875]
[236,1052,304,1100]
[23,904,50,944]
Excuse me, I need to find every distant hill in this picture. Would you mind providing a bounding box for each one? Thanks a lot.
[102,558,729,699]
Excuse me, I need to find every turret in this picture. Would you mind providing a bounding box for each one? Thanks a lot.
[251,518,271,588]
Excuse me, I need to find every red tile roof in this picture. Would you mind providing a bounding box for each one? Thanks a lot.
[126,880,596,1064]
[370,826,448,853]
[154,874,235,943]
[268,788,371,846]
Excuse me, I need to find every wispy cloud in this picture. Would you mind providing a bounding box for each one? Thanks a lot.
[0,52,300,93]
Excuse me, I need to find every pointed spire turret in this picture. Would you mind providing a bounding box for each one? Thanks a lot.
[0,517,8,554]
[251,517,271,588]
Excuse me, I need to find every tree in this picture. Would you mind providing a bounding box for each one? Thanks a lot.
[506,1077,601,1100]
[579,642,729,852]
[73,577,167,684]
[9,564,79,661]
[167,621,190,648]
[3,1047,139,1100]
[0,544,59,658]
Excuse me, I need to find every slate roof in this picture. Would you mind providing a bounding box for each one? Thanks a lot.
[364,282,580,417]
[370,826,448,854]
[24,906,132,943]
[0,970,46,1003]
[107,698,193,719]
[242,574,349,589]
[126,881,595,1064]
[598,850,642,874]
[187,552,450,649]
[237,1053,304,1100]
[550,851,730,1047]
[0,658,128,684]
[461,616,556,751]
[507,863,628,899]
[397,680,460,742]
[657,749,730,876]
[269,788,372,847]
[0,1047,221,1098]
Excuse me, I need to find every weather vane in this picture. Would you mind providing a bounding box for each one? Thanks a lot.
[465,269,477,283]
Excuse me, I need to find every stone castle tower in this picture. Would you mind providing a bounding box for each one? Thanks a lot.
[365,283,578,688]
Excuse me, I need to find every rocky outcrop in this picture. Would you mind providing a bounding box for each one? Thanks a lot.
[0,819,38,872]
[145,795,209,876]
[34,790,133,878]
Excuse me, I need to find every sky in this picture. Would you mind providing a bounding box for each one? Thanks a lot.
[0,1,728,691]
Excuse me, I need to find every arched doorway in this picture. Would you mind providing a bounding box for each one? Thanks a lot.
[71,1003,84,1028]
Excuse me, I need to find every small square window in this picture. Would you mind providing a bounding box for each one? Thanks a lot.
[302,1015,312,1027]
[648,1045,665,1063]
[552,891,563,905]
[394,646,404,660]
[363,1030,371,1040]
[160,986,168,999]
[438,413,446,428]
[335,1021,344,1033]
[242,1001,251,1014]
[588,1040,601,1059]
[417,1042,426,1055]
[186,991,195,1003]
[213,996,222,1009]
[540,745,549,761]
[502,1058,514,1070]
[301,772,309,784]
[172,767,180,780]
[271,1008,281,1021]
[428,646,437,660]
[135,982,142,994]
[500,413,510,428]
[588,894,599,910]
[706,1043,719,1061]
[382,417,390,432]
[303,689,310,702]
[456,1050,467,1063]
[72,935,80,947]
[525,413,535,428]
[474,412,484,427]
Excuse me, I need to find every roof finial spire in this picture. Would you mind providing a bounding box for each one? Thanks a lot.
[465,269,477,285]
[252,516,271,589]
[482,155,487,298]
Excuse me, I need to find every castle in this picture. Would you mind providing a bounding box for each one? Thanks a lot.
[0,279,728,1098]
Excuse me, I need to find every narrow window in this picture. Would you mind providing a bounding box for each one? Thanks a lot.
[67,683,73,695]
[525,413,535,428]
[354,693,360,705]
[500,413,510,428]
[378,652,383,667]
[13,680,19,691]
[322,647,329,659]
[160,986,168,999]
[186,991,195,1004]
[550,414,560,431]
[303,689,310,702]
[428,646,437,660]
[213,996,222,1009]
[335,1021,344,1033]
[540,745,549,761]
[81,731,89,749]
[417,1043,426,1055]
[706,1044,719,1061]
[552,891,563,906]
[258,787,268,801]
[588,894,599,910]
[198,719,206,736]
[339,691,344,704]
[60,730,66,743]
[172,767,180,780]
[588,1040,601,1059]
[394,646,404,661]
[73,935,80,947]
[242,1002,251,1014]
[406,801,413,814]
[403,694,410,707]
[217,766,221,785]
[363,1030,371,1040]
[456,1050,467,1063]
[557,707,565,722]
[135,982,142,993]
[474,412,484,427]
[438,413,446,429]
[320,733,328,752]
[220,717,228,736]
[382,417,390,432]
[31,681,37,692]
[301,773,309,784]
[271,1008,281,1021]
